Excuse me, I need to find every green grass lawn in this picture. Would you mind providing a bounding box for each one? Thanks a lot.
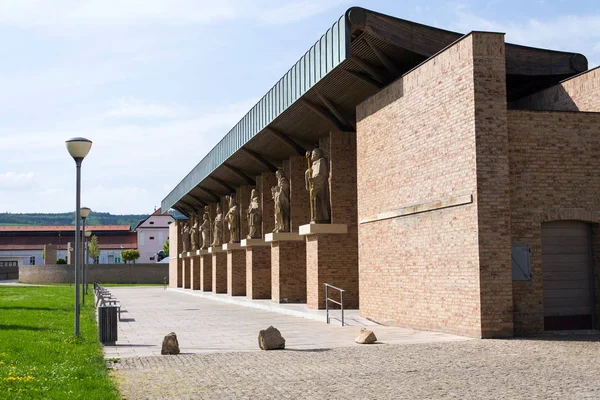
[0,286,120,400]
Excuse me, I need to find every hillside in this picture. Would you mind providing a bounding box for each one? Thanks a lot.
[0,212,148,228]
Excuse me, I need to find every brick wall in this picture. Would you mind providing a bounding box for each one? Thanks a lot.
[246,246,271,299]
[200,254,212,291]
[212,252,227,293]
[286,156,311,231]
[19,264,169,284]
[169,221,182,288]
[227,250,246,296]
[515,67,600,112]
[259,172,277,235]
[508,109,600,333]
[271,241,306,303]
[191,255,200,290]
[356,33,498,337]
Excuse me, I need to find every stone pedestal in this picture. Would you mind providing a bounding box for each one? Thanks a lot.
[169,222,182,288]
[212,252,227,293]
[243,240,271,299]
[227,249,246,296]
[267,234,306,303]
[190,255,201,290]
[200,254,212,291]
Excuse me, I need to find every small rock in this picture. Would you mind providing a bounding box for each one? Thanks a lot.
[258,326,285,350]
[161,332,180,355]
[355,328,377,344]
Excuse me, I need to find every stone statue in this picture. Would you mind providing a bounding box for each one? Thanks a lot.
[225,194,240,243]
[200,212,211,249]
[271,170,290,232]
[247,189,262,239]
[305,148,330,223]
[211,203,223,247]
[181,221,191,253]
[190,213,199,251]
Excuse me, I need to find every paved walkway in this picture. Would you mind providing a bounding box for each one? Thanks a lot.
[105,287,600,399]
[103,287,468,358]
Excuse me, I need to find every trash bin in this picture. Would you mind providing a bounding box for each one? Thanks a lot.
[98,305,118,344]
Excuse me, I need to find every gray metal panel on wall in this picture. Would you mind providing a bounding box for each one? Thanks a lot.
[162,14,349,211]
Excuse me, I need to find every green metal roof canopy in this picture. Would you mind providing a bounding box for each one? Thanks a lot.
[162,12,351,212]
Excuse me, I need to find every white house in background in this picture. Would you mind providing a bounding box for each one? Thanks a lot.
[133,208,173,263]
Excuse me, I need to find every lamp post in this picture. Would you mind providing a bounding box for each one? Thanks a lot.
[66,137,92,337]
[84,230,92,295]
[80,207,91,304]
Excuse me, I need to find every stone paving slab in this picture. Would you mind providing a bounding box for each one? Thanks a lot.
[102,287,467,358]
[111,335,600,400]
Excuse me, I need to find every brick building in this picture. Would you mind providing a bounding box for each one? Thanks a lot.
[161,7,599,337]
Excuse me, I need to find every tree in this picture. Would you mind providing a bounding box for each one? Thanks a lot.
[162,238,169,256]
[88,235,100,264]
[121,249,140,264]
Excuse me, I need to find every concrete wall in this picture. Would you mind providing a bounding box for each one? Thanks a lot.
[356,32,513,338]
[19,263,168,284]
[508,109,600,334]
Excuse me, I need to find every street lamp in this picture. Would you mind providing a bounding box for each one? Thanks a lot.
[84,230,92,295]
[66,137,92,337]
[80,207,91,304]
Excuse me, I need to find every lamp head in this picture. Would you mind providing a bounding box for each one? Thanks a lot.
[84,230,92,238]
[80,207,91,219]
[65,137,92,161]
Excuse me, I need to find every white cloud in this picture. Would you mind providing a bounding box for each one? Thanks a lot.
[101,97,185,119]
[0,172,35,188]
[451,10,600,67]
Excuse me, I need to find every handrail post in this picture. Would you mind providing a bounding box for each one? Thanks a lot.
[325,284,329,324]
[341,290,344,327]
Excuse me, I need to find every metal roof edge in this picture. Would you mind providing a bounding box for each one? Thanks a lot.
[162,10,353,211]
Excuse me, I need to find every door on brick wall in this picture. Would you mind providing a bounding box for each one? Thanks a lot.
[542,221,594,330]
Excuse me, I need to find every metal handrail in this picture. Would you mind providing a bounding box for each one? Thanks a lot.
[324,283,345,326]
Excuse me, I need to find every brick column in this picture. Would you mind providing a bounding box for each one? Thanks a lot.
[246,245,271,299]
[200,253,212,291]
[182,256,191,289]
[304,131,359,309]
[212,252,227,293]
[168,221,183,288]
[227,249,246,296]
[271,240,306,303]
[190,254,201,290]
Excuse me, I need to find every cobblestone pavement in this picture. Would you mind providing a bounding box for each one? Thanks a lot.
[111,334,600,399]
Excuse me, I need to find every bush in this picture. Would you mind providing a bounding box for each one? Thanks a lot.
[56,258,67,264]
[121,249,140,264]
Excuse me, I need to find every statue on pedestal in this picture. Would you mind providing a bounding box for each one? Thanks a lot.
[211,203,223,246]
[305,148,330,223]
[190,213,199,251]
[247,189,262,239]
[200,211,211,250]
[271,170,290,233]
[225,194,240,243]
[181,221,191,253]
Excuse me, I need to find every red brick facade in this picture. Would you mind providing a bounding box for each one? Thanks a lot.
[212,252,227,293]
[227,249,246,296]
[271,241,306,303]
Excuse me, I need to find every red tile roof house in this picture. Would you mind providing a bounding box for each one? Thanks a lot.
[0,225,137,266]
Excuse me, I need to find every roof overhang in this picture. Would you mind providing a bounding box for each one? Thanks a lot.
[162,7,588,215]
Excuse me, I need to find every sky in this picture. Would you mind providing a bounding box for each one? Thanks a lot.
[1,0,598,215]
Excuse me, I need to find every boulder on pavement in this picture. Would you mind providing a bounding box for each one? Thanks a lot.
[355,328,377,344]
[258,326,285,350]
[161,332,180,355]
